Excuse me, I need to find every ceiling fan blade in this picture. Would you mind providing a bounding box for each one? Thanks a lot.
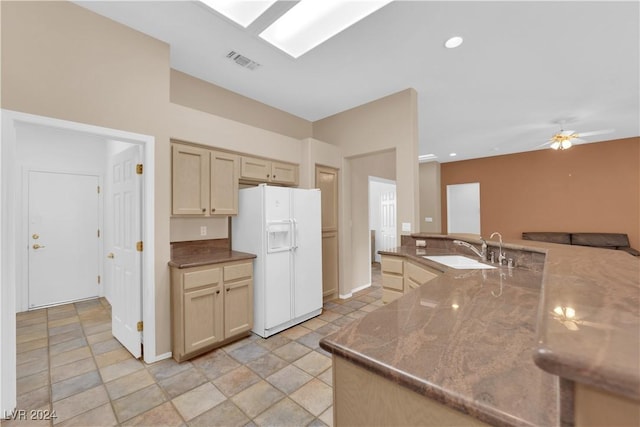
[559,129,576,136]
[576,129,615,138]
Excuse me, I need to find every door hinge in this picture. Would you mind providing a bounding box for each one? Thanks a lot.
[137,321,143,332]
[97,229,100,238]
[136,164,143,175]
[97,275,101,285]
[97,185,101,194]
[136,241,143,252]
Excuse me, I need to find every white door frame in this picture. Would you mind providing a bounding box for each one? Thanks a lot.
[1,109,157,414]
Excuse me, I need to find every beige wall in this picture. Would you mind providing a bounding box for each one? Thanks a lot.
[419,161,441,233]
[299,137,342,189]
[1,1,173,354]
[171,70,313,140]
[440,137,640,249]
[313,89,419,294]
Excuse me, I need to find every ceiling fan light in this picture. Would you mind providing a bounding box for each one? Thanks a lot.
[561,140,572,150]
[550,141,561,150]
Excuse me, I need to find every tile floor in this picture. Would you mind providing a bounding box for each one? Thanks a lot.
[7,265,382,427]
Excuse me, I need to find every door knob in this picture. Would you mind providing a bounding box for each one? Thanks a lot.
[32,233,39,240]
[32,244,45,249]
[107,253,115,259]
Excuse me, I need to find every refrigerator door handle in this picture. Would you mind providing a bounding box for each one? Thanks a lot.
[291,219,298,250]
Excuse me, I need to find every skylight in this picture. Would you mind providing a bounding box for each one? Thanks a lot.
[259,0,393,58]
[201,0,278,28]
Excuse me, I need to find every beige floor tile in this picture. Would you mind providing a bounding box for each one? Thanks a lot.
[47,315,80,329]
[99,358,144,383]
[231,380,284,419]
[91,338,124,356]
[301,317,328,331]
[246,353,289,379]
[253,397,314,427]
[49,337,87,356]
[48,323,83,338]
[278,325,312,340]
[293,351,332,377]
[82,321,111,336]
[16,358,49,379]
[17,337,49,354]
[255,334,290,352]
[266,365,313,394]
[212,365,261,397]
[272,341,311,363]
[16,329,49,345]
[191,350,240,380]
[56,403,117,427]
[48,329,85,346]
[157,366,207,399]
[52,385,110,425]
[50,358,97,384]
[317,367,333,386]
[17,370,50,396]
[188,400,249,427]
[17,309,47,321]
[52,370,102,402]
[50,346,92,368]
[171,382,225,421]
[319,406,334,427]
[17,347,48,366]
[105,368,155,400]
[121,401,184,427]
[146,357,193,382]
[317,310,343,323]
[86,330,113,345]
[16,385,50,411]
[289,378,333,417]
[112,384,167,423]
[94,347,133,368]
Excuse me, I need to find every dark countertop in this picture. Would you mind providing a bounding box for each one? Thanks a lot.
[168,249,256,269]
[320,236,640,427]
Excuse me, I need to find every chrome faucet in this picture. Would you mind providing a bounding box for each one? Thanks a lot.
[490,232,506,265]
[453,238,488,261]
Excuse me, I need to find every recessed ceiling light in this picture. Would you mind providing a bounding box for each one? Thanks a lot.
[449,153,457,157]
[201,0,277,28]
[260,0,393,58]
[445,36,463,49]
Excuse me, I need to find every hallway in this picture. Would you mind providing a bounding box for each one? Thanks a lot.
[8,266,382,426]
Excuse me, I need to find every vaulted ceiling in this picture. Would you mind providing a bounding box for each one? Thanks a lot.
[76,1,639,162]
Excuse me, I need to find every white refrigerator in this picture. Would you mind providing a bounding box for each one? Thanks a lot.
[231,184,323,338]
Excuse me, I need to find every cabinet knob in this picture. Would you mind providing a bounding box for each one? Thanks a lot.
[267,174,270,178]
[226,288,230,292]
[273,175,276,179]
[216,290,220,294]
[202,208,206,213]
[211,208,216,212]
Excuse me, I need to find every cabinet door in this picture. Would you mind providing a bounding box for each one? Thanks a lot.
[172,144,209,215]
[270,161,298,186]
[224,278,253,338]
[240,156,271,182]
[184,285,223,353]
[210,151,239,216]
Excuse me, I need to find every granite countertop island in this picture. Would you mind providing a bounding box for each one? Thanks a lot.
[320,235,640,427]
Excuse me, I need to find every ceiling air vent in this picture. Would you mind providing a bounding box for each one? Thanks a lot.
[226,51,261,70]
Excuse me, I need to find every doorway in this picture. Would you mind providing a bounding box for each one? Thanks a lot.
[27,170,101,308]
[1,109,158,413]
[369,177,397,263]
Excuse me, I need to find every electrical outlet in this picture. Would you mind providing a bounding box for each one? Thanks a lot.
[416,240,426,247]
[200,226,207,236]
[425,217,433,223]
[402,222,411,232]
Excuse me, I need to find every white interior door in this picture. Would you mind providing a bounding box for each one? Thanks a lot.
[109,145,142,358]
[28,171,100,308]
[447,182,481,234]
[380,189,397,251]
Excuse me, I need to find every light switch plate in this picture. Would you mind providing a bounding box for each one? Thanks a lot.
[425,217,433,223]
[402,222,411,232]
[200,226,207,236]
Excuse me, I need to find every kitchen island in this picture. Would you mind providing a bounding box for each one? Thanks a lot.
[319,235,639,427]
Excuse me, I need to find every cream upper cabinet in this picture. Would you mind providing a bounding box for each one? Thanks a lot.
[172,143,238,216]
[240,155,298,186]
[172,144,209,215]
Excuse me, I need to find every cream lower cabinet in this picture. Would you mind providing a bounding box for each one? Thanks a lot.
[381,255,441,303]
[171,259,253,362]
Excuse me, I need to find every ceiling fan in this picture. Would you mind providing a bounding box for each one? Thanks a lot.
[542,127,615,150]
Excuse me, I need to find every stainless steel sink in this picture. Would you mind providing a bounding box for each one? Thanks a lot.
[423,255,496,270]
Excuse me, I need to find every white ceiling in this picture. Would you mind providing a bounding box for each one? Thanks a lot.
[75,1,639,163]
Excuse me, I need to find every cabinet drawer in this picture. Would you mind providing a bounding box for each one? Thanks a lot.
[184,267,221,291]
[382,288,403,304]
[382,272,403,291]
[224,262,253,282]
[381,256,403,274]
[405,261,438,285]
